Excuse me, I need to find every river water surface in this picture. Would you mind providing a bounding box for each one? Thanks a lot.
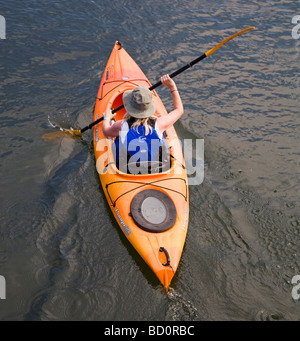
[0,0,300,321]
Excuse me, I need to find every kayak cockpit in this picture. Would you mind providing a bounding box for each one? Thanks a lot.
[110,92,172,175]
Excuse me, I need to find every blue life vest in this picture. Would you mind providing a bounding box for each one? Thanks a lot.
[114,118,167,165]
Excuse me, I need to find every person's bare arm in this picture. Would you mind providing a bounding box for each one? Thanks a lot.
[102,110,123,138]
[156,74,184,131]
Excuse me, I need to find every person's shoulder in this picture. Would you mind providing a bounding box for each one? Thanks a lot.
[115,119,124,128]
[109,119,123,135]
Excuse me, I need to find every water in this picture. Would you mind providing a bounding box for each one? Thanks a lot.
[0,0,299,321]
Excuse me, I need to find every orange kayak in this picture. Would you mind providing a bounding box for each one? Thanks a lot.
[93,41,189,291]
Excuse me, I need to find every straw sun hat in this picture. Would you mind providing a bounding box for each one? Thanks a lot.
[123,86,156,118]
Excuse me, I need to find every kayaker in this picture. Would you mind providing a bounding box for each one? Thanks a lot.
[102,74,183,172]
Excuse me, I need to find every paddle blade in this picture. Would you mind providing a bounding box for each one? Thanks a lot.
[42,128,82,141]
[205,26,255,57]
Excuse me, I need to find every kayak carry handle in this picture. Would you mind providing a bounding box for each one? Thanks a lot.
[159,247,170,267]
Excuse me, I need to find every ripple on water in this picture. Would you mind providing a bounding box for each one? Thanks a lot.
[253,309,285,321]
[25,286,118,321]
[165,288,201,321]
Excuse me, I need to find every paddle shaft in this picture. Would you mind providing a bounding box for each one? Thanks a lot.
[80,26,254,134]
[80,53,207,133]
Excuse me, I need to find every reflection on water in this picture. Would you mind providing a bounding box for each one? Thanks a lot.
[0,0,299,320]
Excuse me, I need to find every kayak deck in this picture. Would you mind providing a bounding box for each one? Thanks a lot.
[93,41,189,291]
